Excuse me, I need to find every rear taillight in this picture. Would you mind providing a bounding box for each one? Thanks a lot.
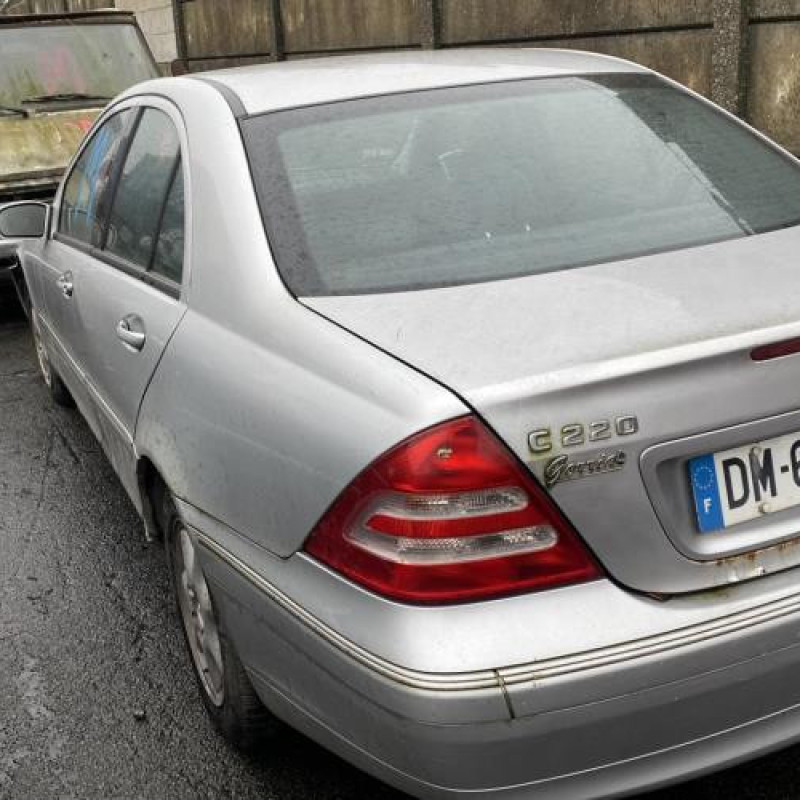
[751,337,800,361]
[304,416,601,604]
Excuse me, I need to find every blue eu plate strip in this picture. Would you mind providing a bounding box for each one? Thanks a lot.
[689,454,724,533]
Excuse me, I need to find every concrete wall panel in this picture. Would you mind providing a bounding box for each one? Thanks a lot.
[752,0,800,19]
[117,0,177,63]
[748,20,800,152]
[440,0,712,45]
[181,0,270,58]
[282,0,420,53]
[536,29,713,96]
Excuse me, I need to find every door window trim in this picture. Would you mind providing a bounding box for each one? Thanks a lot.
[51,95,189,301]
[148,155,182,274]
[55,107,139,252]
[97,107,144,252]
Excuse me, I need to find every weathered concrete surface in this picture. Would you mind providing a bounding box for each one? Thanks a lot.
[115,0,178,65]
[439,0,713,44]
[181,0,270,58]
[752,0,800,18]
[749,16,800,152]
[541,28,713,96]
[419,0,439,50]
[712,0,748,113]
[282,0,420,53]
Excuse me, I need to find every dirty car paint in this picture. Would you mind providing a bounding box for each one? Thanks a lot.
[0,110,99,190]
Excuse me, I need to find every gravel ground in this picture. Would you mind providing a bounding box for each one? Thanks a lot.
[2,304,800,799]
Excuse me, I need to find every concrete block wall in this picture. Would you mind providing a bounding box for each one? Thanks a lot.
[116,0,177,68]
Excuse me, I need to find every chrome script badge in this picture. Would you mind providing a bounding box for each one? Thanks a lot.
[544,451,627,488]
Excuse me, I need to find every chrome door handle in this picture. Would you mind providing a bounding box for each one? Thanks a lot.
[56,271,73,298]
[116,317,146,351]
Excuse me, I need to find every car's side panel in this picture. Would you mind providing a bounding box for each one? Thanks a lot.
[128,80,465,556]
[138,304,465,557]
[73,100,190,504]
[31,239,98,421]
[77,259,185,501]
[175,493,800,675]
[196,534,800,800]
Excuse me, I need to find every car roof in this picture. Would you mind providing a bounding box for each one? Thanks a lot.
[197,48,650,115]
[0,9,136,26]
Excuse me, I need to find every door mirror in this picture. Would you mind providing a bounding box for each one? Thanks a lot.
[0,202,49,239]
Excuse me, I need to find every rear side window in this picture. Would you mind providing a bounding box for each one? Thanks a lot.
[243,74,800,296]
[106,108,182,274]
[59,110,133,247]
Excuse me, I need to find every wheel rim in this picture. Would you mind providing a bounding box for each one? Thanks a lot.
[174,525,225,707]
[32,315,52,389]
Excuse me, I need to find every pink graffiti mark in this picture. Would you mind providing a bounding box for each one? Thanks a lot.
[37,47,87,95]
[63,118,95,135]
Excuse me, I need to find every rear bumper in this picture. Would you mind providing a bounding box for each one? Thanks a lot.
[195,530,800,799]
[247,645,800,800]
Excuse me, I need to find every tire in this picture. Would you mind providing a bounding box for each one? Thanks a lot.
[11,264,32,322]
[163,492,278,749]
[31,310,73,408]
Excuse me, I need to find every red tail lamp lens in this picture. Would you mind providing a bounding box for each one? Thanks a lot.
[304,416,600,604]
[751,337,800,362]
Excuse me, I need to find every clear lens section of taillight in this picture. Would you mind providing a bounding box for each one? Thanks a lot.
[351,487,557,564]
[366,487,529,519]
[348,524,558,565]
[304,416,601,604]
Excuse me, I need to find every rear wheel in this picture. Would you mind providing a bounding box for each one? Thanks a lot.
[163,494,278,749]
[31,310,72,407]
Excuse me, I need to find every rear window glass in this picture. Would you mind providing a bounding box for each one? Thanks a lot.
[242,74,800,296]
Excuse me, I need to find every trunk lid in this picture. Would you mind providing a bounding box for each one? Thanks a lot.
[305,227,800,594]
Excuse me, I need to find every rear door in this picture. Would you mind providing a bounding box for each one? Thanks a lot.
[72,101,188,501]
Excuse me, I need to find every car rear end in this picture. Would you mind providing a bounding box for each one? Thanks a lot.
[168,53,800,797]
[203,537,800,798]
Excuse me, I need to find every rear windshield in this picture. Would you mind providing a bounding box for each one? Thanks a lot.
[243,74,800,296]
[0,24,157,107]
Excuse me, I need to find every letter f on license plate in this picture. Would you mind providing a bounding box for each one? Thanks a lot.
[689,432,800,533]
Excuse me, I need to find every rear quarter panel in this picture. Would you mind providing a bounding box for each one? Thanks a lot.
[133,79,464,555]
[140,305,465,556]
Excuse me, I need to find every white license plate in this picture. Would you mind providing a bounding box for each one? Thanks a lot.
[689,431,800,533]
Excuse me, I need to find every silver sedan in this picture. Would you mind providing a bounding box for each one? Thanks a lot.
[5,48,800,799]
